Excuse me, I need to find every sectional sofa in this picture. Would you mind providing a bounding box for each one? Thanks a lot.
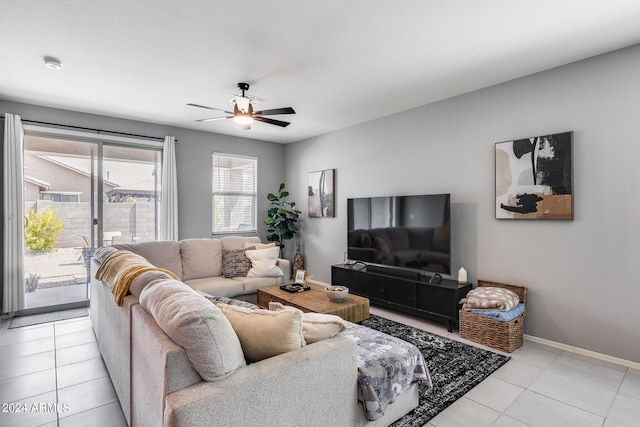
[89,236,421,426]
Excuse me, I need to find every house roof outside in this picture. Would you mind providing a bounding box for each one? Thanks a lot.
[110,180,157,193]
[40,156,120,188]
[24,175,50,190]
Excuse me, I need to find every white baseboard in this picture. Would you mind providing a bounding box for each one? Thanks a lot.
[524,334,640,371]
[312,276,640,371]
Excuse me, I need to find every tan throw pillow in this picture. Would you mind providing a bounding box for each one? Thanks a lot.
[300,312,348,343]
[245,246,283,278]
[217,303,306,362]
[222,249,252,278]
[139,279,246,381]
[268,302,348,343]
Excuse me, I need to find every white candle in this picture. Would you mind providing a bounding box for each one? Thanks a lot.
[458,267,467,284]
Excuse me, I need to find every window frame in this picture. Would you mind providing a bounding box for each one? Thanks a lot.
[211,152,258,235]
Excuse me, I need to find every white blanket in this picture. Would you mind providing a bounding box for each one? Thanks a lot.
[459,286,519,311]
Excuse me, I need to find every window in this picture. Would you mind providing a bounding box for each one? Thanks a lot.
[212,153,257,234]
[41,191,81,202]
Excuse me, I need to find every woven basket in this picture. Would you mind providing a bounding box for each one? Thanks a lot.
[459,280,528,353]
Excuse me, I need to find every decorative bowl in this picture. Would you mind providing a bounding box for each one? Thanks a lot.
[325,286,349,302]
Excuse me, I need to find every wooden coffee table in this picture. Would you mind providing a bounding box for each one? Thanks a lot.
[257,283,370,323]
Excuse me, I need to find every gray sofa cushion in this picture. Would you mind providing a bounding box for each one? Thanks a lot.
[183,276,244,297]
[139,279,246,381]
[231,276,282,295]
[221,235,261,250]
[180,238,223,280]
[112,240,183,279]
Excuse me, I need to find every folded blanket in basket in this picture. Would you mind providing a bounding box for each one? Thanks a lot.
[463,303,524,322]
[460,286,519,311]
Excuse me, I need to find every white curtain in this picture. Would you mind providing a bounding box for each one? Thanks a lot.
[160,136,179,241]
[3,113,25,314]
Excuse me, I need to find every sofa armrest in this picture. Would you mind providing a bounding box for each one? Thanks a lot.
[164,336,359,427]
[277,258,291,282]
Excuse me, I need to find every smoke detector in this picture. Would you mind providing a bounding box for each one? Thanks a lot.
[43,57,62,70]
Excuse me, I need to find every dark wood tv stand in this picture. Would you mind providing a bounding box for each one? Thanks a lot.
[331,263,472,332]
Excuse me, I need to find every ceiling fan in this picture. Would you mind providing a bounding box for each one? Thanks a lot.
[187,83,295,130]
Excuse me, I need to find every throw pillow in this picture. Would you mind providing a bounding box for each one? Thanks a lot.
[358,234,372,249]
[245,246,283,278]
[222,249,252,278]
[206,295,260,310]
[373,237,390,254]
[268,302,348,343]
[128,270,175,298]
[139,279,246,381]
[243,241,276,250]
[216,303,306,362]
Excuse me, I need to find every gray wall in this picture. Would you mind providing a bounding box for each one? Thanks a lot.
[1,101,285,310]
[284,44,640,363]
[3,45,639,362]
[168,126,285,240]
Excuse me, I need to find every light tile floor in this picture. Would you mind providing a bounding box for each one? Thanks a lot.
[0,316,126,427]
[373,306,640,427]
[0,307,638,427]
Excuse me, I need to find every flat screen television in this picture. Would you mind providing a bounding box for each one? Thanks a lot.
[347,194,451,276]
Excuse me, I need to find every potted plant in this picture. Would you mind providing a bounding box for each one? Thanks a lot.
[265,182,302,258]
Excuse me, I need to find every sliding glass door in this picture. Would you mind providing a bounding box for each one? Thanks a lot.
[21,133,161,312]
[23,135,97,310]
[101,144,161,246]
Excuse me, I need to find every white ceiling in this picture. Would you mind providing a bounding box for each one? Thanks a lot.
[2,1,640,144]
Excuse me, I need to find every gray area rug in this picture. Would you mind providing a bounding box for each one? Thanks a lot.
[361,314,510,426]
[8,307,89,328]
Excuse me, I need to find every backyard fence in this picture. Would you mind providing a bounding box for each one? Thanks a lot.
[25,200,157,248]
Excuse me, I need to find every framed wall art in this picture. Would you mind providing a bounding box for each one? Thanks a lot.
[308,169,335,218]
[495,131,573,220]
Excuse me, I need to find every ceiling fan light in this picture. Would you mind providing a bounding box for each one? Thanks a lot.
[234,114,254,125]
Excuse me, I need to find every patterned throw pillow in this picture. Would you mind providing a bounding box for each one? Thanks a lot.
[222,249,252,278]
[206,295,260,310]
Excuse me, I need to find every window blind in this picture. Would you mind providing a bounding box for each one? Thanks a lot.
[212,153,257,234]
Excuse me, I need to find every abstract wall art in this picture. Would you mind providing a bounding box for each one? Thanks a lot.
[495,131,573,220]
[308,169,335,218]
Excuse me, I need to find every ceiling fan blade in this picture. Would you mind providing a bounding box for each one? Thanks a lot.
[254,116,291,127]
[196,116,232,122]
[187,103,233,114]
[253,107,296,116]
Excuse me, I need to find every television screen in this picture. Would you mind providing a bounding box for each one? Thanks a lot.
[347,194,451,276]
